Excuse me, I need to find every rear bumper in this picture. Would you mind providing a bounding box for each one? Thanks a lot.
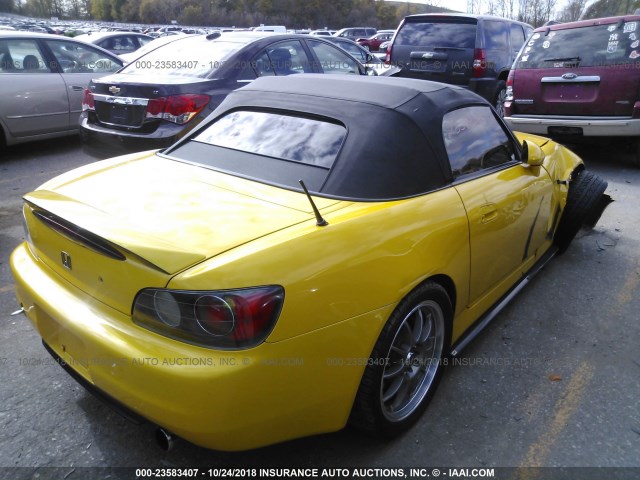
[504,114,640,137]
[80,115,180,149]
[10,242,386,450]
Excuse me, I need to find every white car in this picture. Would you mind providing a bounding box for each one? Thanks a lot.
[118,34,189,65]
[74,31,152,56]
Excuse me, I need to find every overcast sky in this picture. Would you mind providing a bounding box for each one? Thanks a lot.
[385,0,470,14]
[389,0,577,17]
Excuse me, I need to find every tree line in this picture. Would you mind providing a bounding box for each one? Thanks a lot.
[2,0,449,29]
[1,0,640,28]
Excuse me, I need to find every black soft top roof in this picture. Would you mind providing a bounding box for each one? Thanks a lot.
[236,74,478,110]
[169,75,490,201]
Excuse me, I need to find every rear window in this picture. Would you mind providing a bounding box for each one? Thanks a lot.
[396,18,477,49]
[516,21,640,69]
[121,37,244,78]
[484,20,508,49]
[193,110,345,168]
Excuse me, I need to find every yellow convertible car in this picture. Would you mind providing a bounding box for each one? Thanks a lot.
[10,75,609,451]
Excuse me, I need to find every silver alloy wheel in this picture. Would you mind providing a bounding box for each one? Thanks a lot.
[495,87,507,117]
[380,300,445,422]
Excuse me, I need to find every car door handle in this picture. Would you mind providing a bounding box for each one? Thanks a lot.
[479,204,498,223]
[69,85,84,91]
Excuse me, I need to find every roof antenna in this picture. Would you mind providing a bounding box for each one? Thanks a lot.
[298,180,328,227]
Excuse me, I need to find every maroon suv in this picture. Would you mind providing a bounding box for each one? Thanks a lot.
[504,15,640,161]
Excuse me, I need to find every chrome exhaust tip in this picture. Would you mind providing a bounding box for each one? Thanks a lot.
[155,428,174,451]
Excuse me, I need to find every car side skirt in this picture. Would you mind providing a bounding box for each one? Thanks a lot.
[450,245,558,356]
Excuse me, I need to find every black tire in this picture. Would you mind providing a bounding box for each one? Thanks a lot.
[492,80,507,117]
[0,125,6,151]
[554,169,608,253]
[349,281,452,437]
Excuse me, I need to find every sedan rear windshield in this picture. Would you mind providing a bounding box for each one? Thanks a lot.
[396,18,477,49]
[516,21,640,68]
[120,37,245,78]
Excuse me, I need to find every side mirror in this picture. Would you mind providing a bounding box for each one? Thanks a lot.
[522,140,544,166]
[365,66,377,76]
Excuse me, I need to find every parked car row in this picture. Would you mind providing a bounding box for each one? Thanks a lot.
[1,28,403,150]
[4,12,640,163]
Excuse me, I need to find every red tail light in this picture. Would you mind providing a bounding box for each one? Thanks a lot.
[472,48,487,78]
[133,286,285,349]
[384,45,391,65]
[145,94,210,125]
[82,89,95,111]
[145,97,166,118]
[506,69,514,87]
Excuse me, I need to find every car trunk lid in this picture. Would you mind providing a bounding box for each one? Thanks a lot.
[23,153,340,315]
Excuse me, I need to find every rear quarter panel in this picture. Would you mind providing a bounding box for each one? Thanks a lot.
[169,187,471,345]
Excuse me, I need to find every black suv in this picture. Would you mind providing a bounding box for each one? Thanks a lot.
[387,14,533,115]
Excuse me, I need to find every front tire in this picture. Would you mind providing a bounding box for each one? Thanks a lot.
[554,169,608,252]
[349,282,452,437]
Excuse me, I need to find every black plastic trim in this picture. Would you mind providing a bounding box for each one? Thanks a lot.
[42,341,146,425]
[32,209,125,261]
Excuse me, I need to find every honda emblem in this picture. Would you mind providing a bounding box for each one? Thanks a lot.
[61,251,72,270]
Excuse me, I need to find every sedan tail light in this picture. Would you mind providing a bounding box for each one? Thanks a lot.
[133,286,284,349]
[384,45,391,65]
[145,94,210,124]
[82,88,95,111]
[472,48,487,78]
[505,70,514,102]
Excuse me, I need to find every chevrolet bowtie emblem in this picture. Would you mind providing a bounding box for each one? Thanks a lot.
[109,85,121,94]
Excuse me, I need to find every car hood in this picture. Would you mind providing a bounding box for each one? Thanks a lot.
[26,150,342,275]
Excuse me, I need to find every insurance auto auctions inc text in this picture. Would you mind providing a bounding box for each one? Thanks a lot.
[253,468,495,478]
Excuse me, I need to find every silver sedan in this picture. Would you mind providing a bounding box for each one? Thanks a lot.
[0,31,123,147]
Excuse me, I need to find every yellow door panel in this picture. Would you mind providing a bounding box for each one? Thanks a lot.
[455,163,553,305]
